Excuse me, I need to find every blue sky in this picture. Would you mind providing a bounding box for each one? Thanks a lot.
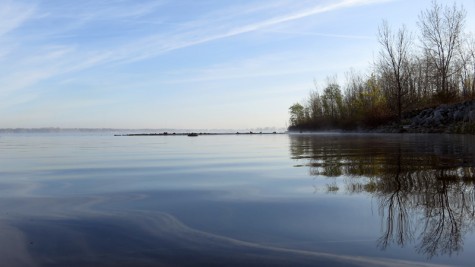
[1,0,474,130]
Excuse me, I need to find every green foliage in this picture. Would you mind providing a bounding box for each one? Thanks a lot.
[322,83,343,119]
[289,103,305,127]
[289,74,391,130]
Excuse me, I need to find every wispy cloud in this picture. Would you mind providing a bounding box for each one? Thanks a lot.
[261,29,375,40]
[42,0,166,21]
[0,45,75,96]
[0,0,389,98]
[66,0,390,66]
[0,1,35,37]
[214,0,386,35]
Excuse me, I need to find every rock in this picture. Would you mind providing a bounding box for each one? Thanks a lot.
[470,110,475,122]
[464,112,470,122]
[377,100,475,134]
[454,110,464,121]
[436,110,444,120]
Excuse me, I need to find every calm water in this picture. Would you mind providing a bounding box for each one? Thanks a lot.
[1,133,474,266]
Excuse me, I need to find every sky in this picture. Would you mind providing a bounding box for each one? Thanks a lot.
[1,0,474,130]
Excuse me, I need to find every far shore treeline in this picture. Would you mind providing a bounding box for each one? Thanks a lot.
[288,1,474,132]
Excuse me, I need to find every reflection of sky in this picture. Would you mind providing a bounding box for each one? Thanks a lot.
[0,134,310,197]
[0,134,474,266]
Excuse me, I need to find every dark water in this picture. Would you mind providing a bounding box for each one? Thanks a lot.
[1,133,474,266]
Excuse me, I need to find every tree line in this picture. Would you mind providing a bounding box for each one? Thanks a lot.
[289,1,474,130]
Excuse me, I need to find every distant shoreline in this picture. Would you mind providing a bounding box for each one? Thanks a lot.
[115,131,283,136]
[0,128,286,134]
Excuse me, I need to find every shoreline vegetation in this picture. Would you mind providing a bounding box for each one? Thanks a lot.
[288,1,475,134]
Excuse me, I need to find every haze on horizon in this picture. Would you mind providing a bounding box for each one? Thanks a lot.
[1,0,474,130]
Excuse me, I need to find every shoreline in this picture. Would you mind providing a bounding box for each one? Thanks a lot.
[289,100,475,135]
[115,131,283,136]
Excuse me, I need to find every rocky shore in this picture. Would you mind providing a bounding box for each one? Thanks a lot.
[378,100,475,134]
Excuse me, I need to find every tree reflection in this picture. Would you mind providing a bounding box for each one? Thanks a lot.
[376,146,415,250]
[290,134,475,258]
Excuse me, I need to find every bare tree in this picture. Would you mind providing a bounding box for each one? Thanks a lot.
[377,20,412,121]
[460,36,475,98]
[471,38,475,97]
[308,80,324,121]
[418,0,466,101]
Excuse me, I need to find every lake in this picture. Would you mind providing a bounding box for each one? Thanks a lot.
[0,133,474,266]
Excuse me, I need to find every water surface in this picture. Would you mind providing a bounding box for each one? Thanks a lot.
[0,133,474,266]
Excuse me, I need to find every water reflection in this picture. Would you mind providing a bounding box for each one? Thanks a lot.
[290,134,475,258]
[0,194,438,267]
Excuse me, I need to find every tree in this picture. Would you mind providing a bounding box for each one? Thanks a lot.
[308,88,323,122]
[377,20,412,121]
[289,103,305,127]
[460,36,475,98]
[418,0,466,101]
[322,82,343,120]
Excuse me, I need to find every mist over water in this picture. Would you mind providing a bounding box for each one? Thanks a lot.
[0,133,474,266]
